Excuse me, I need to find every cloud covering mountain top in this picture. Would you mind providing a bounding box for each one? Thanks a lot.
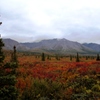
[0,0,100,43]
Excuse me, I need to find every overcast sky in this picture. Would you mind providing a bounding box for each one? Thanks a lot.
[0,0,100,43]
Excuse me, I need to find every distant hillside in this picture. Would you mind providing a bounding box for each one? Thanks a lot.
[3,39,30,51]
[21,38,95,54]
[2,38,97,54]
[83,43,100,52]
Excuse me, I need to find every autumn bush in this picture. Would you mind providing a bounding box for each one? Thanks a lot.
[3,54,100,100]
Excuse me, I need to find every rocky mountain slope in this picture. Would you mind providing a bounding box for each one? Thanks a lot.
[83,43,100,52]
[2,38,98,54]
[3,39,30,51]
[21,38,95,54]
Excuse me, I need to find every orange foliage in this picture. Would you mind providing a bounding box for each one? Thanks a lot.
[15,55,100,91]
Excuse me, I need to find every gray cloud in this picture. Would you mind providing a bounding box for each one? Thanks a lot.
[0,0,100,43]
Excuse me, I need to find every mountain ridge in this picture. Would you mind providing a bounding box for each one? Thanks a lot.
[83,43,100,52]
[3,38,30,51]
[2,38,98,54]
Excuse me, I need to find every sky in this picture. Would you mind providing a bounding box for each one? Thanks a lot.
[0,0,100,43]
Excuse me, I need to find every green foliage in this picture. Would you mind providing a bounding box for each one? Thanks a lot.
[67,75,100,100]
[0,37,18,100]
[0,86,18,100]
[0,75,16,86]
[21,79,63,100]
[0,38,5,63]
[0,63,18,100]
[4,62,18,69]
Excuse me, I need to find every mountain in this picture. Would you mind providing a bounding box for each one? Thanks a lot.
[21,38,95,54]
[3,39,30,51]
[2,38,96,54]
[83,43,100,52]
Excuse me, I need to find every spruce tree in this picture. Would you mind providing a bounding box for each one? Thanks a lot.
[0,35,5,64]
[11,46,18,63]
[0,35,18,99]
[47,55,50,60]
[41,53,45,61]
[70,55,72,61]
[76,52,80,62]
[96,54,100,61]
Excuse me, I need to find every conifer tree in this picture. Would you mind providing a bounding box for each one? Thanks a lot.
[0,34,18,99]
[41,53,45,61]
[0,35,5,64]
[55,55,60,60]
[86,56,88,60]
[70,55,72,61]
[0,21,4,64]
[96,54,100,61]
[76,52,80,62]
[47,55,50,60]
[11,46,18,64]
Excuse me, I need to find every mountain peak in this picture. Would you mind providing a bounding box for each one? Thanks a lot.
[21,38,95,54]
[2,38,97,54]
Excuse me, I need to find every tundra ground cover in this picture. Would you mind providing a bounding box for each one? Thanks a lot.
[5,55,100,100]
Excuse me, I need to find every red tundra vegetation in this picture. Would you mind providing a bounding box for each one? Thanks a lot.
[4,54,100,100]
